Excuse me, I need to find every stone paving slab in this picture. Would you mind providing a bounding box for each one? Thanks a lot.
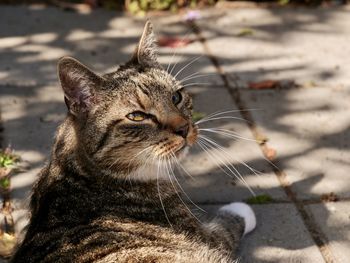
[0,6,139,85]
[181,86,286,203]
[197,6,350,89]
[203,204,326,263]
[0,6,221,87]
[306,201,350,263]
[240,87,350,199]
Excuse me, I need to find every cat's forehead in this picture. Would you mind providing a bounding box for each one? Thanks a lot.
[106,67,179,95]
[102,67,181,110]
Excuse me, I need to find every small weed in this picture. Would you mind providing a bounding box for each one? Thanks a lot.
[0,177,10,189]
[0,149,19,168]
[192,111,206,122]
[125,0,216,15]
[246,194,273,204]
[237,28,255,37]
[278,0,290,5]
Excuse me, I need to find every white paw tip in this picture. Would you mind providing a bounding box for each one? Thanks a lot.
[219,202,256,235]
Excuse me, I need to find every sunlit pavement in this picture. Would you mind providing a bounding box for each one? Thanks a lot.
[0,4,349,262]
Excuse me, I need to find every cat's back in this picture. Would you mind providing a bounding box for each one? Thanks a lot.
[13,171,234,263]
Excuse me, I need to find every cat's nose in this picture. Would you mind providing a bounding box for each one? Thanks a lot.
[167,114,189,138]
[174,123,189,138]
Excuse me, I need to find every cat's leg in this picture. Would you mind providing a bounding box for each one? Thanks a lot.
[201,202,256,255]
[218,202,256,236]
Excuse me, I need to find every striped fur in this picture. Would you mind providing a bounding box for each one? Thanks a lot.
[11,22,246,263]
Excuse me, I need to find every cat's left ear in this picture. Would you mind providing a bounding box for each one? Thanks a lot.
[130,21,159,67]
[58,57,104,116]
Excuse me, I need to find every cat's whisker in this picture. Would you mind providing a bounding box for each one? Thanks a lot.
[107,156,123,171]
[199,128,258,143]
[197,137,254,195]
[124,151,154,184]
[179,71,203,83]
[157,156,173,228]
[171,152,195,181]
[198,135,255,195]
[168,49,184,77]
[169,153,206,213]
[195,109,261,125]
[196,116,250,125]
[125,146,155,175]
[181,82,211,88]
[167,30,194,75]
[196,139,245,186]
[196,138,256,197]
[199,134,263,178]
[167,51,178,75]
[173,55,203,80]
[180,73,215,84]
[165,157,203,223]
[201,139,255,193]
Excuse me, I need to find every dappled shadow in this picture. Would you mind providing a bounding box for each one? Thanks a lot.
[198,6,350,88]
[0,4,349,263]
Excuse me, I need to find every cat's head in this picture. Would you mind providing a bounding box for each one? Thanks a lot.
[57,21,197,180]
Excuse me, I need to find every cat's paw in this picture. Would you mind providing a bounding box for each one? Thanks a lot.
[219,202,256,236]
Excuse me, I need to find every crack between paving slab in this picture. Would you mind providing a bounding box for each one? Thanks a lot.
[188,21,338,263]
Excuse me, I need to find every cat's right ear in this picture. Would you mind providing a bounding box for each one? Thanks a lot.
[57,57,103,116]
[130,21,159,67]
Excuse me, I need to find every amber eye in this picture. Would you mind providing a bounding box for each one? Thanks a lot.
[172,91,182,105]
[126,111,148,122]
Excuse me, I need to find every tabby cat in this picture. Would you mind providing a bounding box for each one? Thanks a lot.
[11,21,256,263]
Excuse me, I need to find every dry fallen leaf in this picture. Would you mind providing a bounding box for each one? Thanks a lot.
[256,134,268,145]
[158,37,192,48]
[51,0,92,14]
[265,146,277,161]
[249,80,280,90]
[321,192,339,203]
[0,233,16,258]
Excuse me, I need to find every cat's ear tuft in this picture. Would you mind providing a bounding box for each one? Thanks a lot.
[57,56,103,116]
[131,21,159,67]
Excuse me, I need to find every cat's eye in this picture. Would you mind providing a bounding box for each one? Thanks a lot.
[172,91,182,105]
[126,111,148,122]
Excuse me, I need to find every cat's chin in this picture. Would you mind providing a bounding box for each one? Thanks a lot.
[175,145,189,160]
[126,146,190,182]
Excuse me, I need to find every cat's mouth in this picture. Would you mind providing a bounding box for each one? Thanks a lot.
[174,126,198,157]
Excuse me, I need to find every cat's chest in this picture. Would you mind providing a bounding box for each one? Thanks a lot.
[37,176,193,230]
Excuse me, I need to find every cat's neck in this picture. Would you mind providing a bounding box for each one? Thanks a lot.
[50,116,106,178]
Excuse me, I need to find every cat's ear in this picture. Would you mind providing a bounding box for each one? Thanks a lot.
[57,56,103,116]
[130,20,159,67]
